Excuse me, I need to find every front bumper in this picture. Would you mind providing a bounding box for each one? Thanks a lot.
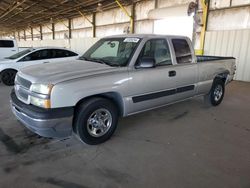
[10,91,74,138]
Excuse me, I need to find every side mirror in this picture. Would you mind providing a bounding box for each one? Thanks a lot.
[136,57,156,69]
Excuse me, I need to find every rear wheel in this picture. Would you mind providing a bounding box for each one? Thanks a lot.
[74,98,118,145]
[204,79,225,106]
[1,69,17,86]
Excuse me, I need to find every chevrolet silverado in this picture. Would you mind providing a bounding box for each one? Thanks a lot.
[10,34,236,145]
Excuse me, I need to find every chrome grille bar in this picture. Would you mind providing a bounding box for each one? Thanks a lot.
[16,75,32,89]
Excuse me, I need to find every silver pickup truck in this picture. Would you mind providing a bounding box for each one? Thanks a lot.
[10,34,236,145]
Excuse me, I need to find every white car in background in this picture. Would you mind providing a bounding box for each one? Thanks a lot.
[0,47,79,85]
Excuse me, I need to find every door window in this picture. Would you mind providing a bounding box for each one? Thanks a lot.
[65,50,78,57]
[172,39,192,64]
[51,49,78,58]
[21,49,51,61]
[138,39,172,66]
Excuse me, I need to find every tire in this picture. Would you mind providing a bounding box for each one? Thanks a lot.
[1,69,17,86]
[204,79,225,106]
[74,97,118,145]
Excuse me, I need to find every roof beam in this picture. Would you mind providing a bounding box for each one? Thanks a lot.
[0,0,131,33]
[0,0,28,19]
[2,1,41,22]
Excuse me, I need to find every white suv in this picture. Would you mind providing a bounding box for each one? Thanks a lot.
[0,39,18,59]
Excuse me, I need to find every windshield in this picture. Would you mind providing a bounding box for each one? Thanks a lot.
[6,49,32,60]
[80,37,141,67]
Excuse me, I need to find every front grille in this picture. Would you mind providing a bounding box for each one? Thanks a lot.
[16,75,32,89]
[15,85,29,104]
[17,87,29,100]
[15,74,31,104]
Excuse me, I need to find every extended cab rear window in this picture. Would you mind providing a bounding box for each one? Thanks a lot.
[172,39,192,64]
[0,40,14,48]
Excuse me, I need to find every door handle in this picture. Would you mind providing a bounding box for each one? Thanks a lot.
[43,61,50,64]
[169,70,176,77]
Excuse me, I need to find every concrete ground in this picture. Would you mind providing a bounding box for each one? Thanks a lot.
[0,81,249,188]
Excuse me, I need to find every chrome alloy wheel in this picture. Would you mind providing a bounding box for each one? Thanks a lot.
[87,108,112,137]
[213,85,223,102]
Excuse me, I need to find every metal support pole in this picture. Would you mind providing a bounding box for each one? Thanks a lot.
[115,0,134,33]
[68,18,72,39]
[196,0,209,55]
[155,0,158,8]
[18,31,20,41]
[31,27,33,41]
[52,23,55,40]
[131,2,135,33]
[24,30,26,41]
[40,25,43,40]
[78,10,96,37]
[92,12,96,37]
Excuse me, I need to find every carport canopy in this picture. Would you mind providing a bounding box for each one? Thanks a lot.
[0,0,132,35]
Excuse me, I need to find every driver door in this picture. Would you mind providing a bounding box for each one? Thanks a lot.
[127,38,179,114]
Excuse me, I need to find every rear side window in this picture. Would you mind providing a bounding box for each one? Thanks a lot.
[0,40,14,48]
[66,50,78,57]
[51,49,78,58]
[172,39,192,64]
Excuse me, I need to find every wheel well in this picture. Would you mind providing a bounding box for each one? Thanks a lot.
[72,92,124,133]
[0,68,17,75]
[214,72,229,84]
[74,92,124,116]
[0,69,18,83]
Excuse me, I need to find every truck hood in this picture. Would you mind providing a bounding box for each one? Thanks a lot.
[19,60,124,84]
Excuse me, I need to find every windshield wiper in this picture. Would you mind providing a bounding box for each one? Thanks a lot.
[79,56,103,63]
[91,58,106,64]
[79,56,89,61]
[79,56,117,67]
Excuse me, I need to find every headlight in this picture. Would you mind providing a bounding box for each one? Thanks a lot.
[30,83,53,108]
[30,96,51,108]
[30,84,53,95]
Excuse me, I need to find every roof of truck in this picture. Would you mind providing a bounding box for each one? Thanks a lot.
[103,34,189,39]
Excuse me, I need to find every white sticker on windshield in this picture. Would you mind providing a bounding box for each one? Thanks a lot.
[124,38,140,43]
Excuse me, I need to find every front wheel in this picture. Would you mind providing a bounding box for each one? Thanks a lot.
[1,69,17,86]
[204,79,225,106]
[74,98,118,145]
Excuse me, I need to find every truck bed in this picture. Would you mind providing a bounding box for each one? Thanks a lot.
[197,55,235,63]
